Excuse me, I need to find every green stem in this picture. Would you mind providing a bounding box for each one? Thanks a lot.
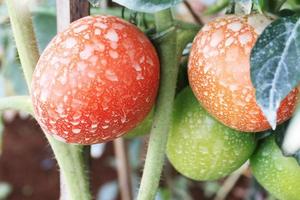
[5,0,39,91]
[0,96,33,115]
[137,9,195,200]
[273,0,287,12]
[46,136,91,200]
[5,1,92,200]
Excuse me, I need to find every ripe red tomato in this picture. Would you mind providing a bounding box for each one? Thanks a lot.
[31,15,160,144]
[188,15,298,132]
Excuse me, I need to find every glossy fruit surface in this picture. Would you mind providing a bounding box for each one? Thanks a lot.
[166,87,256,181]
[31,15,160,144]
[250,135,300,200]
[188,14,298,132]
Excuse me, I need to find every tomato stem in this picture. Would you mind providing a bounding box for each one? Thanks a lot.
[6,1,92,200]
[136,9,199,200]
[5,0,39,92]
[0,96,33,115]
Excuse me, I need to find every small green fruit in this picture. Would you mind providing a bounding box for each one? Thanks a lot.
[250,135,300,200]
[166,87,256,181]
[124,109,153,138]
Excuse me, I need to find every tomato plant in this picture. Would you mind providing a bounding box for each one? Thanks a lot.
[188,14,298,132]
[250,135,300,200]
[167,87,256,181]
[2,0,300,200]
[31,15,160,144]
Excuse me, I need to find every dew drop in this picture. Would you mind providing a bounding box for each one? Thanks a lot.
[105,29,119,42]
[94,29,101,35]
[74,24,89,33]
[80,45,94,60]
[227,22,242,32]
[65,37,77,48]
[136,73,144,80]
[94,22,108,29]
[210,29,224,47]
[72,128,81,134]
[105,69,118,81]
[73,112,82,120]
[121,116,126,123]
[109,50,119,59]
[102,125,109,129]
[133,63,142,72]
[88,71,96,78]
[91,123,98,129]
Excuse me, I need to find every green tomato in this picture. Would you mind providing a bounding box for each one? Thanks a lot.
[250,135,300,200]
[166,87,256,181]
[124,109,153,138]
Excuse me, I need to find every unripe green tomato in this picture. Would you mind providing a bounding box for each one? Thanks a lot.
[250,135,300,200]
[166,87,256,181]
[124,109,153,138]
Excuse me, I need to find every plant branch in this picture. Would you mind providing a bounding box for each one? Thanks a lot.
[5,0,39,91]
[6,1,92,200]
[113,138,133,200]
[183,1,203,25]
[273,0,287,13]
[214,163,249,200]
[137,9,198,200]
[136,9,177,200]
[0,96,33,115]
[46,135,91,200]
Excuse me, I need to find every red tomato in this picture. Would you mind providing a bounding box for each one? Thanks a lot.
[31,15,160,144]
[188,15,298,132]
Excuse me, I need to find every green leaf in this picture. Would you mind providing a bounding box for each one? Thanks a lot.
[250,16,300,129]
[112,0,182,13]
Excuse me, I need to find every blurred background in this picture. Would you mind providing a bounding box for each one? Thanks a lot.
[0,0,274,199]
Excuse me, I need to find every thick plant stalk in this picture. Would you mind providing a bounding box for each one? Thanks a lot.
[5,0,38,90]
[137,9,178,200]
[136,10,200,200]
[5,1,92,200]
[0,96,33,115]
[46,136,91,200]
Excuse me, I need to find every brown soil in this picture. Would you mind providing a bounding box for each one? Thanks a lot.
[0,115,252,200]
[0,115,118,200]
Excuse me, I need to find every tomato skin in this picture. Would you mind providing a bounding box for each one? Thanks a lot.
[166,87,256,181]
[250,135,300,200]
[188,15,298,132]
[31,15,160,144]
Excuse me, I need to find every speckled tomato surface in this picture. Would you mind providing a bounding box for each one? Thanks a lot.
[188,15,298,132]
[31,15,160,144]
[166,87,256,181]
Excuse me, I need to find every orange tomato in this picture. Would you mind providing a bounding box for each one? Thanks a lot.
[188,15,298,132]
[31,16,160,144]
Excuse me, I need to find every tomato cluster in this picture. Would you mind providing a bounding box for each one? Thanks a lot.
[31,13,299,198]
